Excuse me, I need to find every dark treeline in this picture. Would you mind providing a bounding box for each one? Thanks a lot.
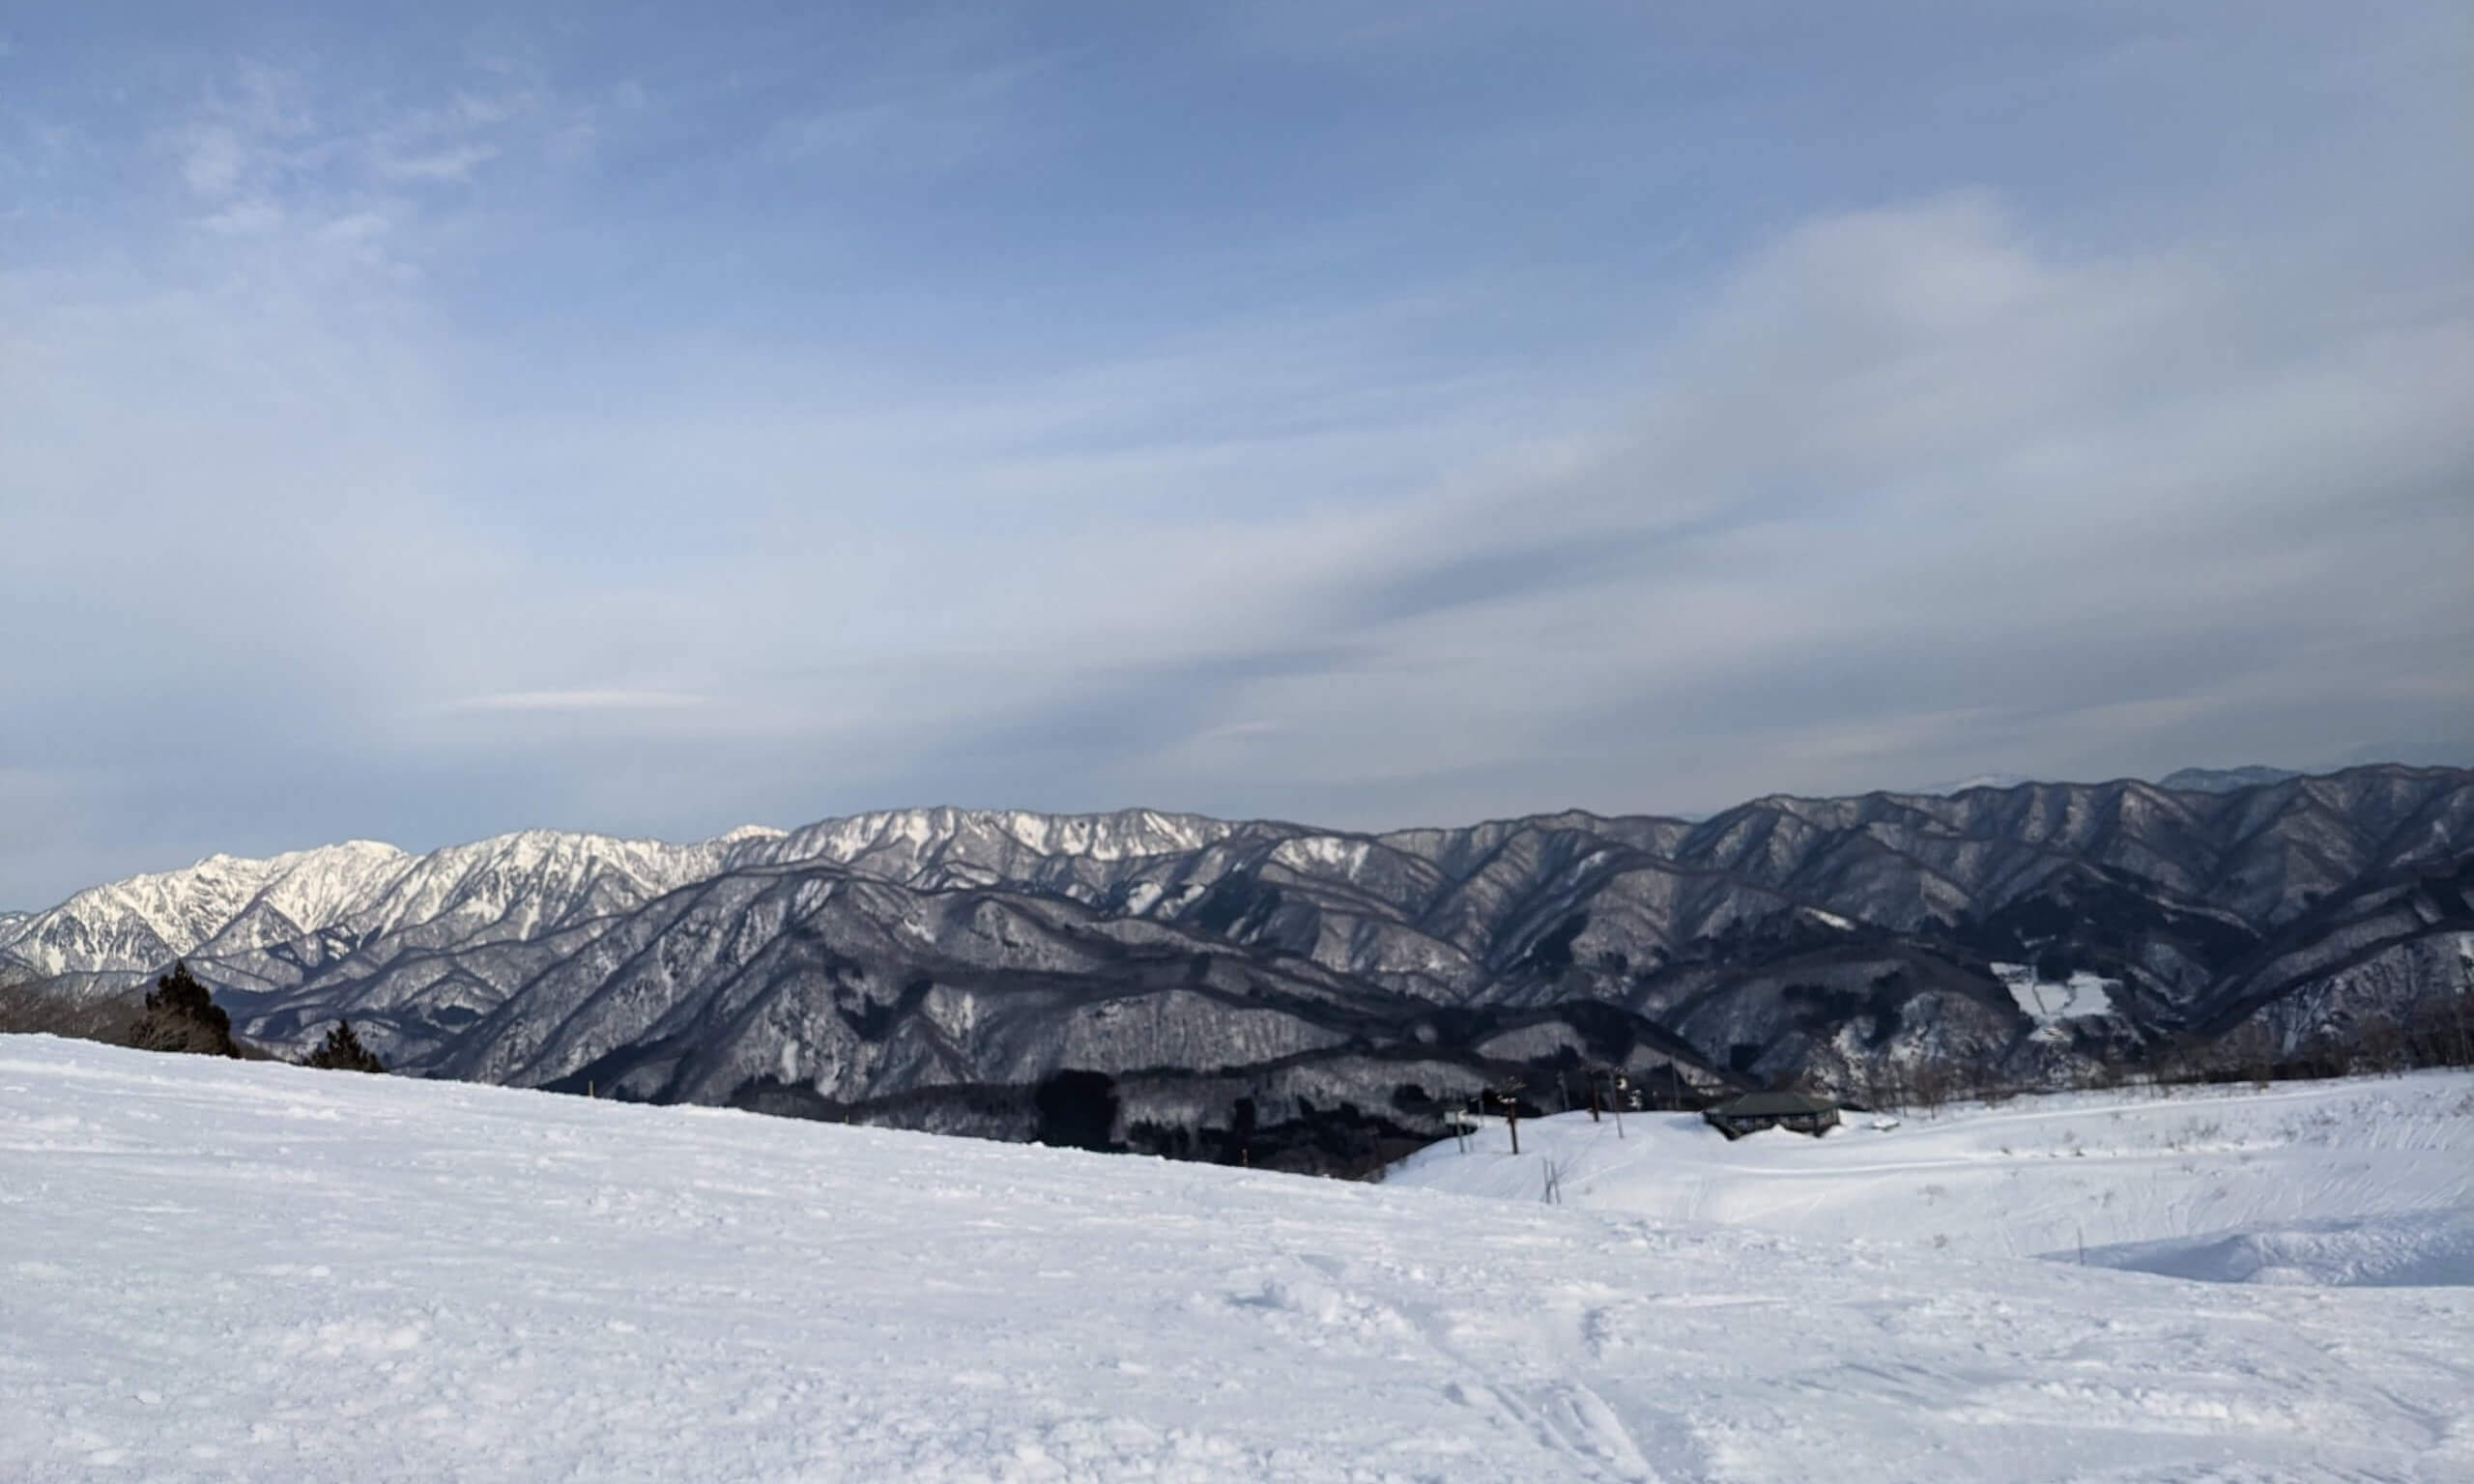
[5,961,2464,1164]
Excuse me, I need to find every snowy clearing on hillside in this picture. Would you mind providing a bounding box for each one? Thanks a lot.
[1990,961,2119,1028]
[5,1041,2473,1482]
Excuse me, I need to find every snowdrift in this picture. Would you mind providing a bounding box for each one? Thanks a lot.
[2075,1206,2474,1288]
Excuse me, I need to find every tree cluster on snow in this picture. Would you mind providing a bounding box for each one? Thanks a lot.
[302,1019,387,1074]
[128,962,238,1058]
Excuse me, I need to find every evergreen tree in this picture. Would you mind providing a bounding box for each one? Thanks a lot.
[128,961,238,1057]
[1032,1069,1119,1152]
[303,1019,387,1074]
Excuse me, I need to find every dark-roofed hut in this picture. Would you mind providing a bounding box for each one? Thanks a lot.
[1702,1090,1839,1139]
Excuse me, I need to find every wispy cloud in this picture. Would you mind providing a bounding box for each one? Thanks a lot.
[179,125,250,196]
[446,691,709,714]
[766,56,1050,176]
[119,53,590,271]
[378,142,501,183]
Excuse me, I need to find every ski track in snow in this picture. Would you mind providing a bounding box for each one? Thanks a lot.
[4,1040,2472,1482]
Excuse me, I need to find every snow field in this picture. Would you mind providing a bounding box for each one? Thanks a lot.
[1388,1071,2474,1274]
[4,1039,2471,1482]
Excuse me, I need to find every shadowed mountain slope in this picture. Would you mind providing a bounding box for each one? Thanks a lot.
[6,765,2466,1169]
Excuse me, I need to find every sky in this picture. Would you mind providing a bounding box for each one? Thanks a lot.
[2,2,2469,906]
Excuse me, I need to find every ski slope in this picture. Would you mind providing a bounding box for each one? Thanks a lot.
[4,1038,2471,1482]
[1388,1072,2474,1280]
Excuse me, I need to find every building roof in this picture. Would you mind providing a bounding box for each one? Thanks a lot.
[1706,1091,1838,1118]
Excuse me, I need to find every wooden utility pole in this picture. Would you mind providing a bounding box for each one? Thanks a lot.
[1497,1082,1524,1156]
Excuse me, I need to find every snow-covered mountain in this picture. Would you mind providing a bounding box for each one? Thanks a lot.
[0,829,792,983]
[2155,763,2306,792]
[1933,764,2305,796]
[4,764,2468,1168]
[1920,770,2035,793]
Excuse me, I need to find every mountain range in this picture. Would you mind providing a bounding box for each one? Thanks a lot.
[6,764,2468,1171]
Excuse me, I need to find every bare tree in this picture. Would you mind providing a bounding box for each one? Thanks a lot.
[2217,1017,2279,1090]
[0,969,142,1044]
[2354,1013,2406,1077]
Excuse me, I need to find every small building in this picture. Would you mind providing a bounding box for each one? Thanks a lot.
[1702,1090,1839,1139]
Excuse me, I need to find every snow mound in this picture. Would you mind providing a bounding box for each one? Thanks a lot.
[2072,1206,2474,1288]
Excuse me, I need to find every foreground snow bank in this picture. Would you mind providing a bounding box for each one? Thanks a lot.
[2076,1206,2474,1288]
[5,1038,2472,1482]
[1387,1071,2474,1270]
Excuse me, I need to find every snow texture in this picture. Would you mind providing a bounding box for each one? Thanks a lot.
[5,1038,2472,1482]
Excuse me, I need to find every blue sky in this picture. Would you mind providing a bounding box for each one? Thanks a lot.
[3,2,2469,904]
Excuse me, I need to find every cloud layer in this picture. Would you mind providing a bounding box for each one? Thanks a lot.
[1,4,2467,905]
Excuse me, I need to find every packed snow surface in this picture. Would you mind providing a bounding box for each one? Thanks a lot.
[6,1042,2473,1482]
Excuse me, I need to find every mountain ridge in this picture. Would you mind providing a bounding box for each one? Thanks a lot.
[6,763,2467,1172]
